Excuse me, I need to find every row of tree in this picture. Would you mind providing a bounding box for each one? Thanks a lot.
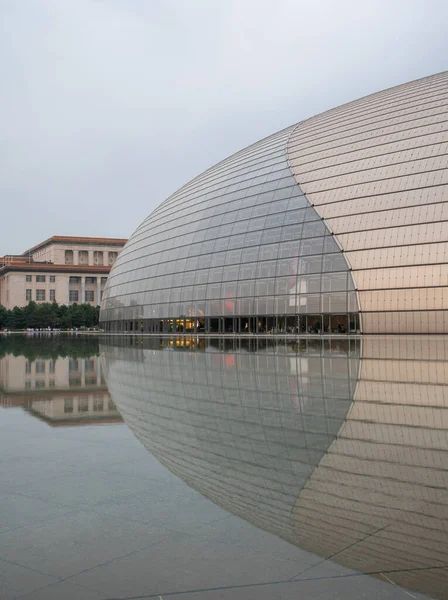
[0,302,100,330]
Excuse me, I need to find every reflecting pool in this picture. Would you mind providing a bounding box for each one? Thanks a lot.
[0,333,447,599]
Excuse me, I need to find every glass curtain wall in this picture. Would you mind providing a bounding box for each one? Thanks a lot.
[101,126,359,333]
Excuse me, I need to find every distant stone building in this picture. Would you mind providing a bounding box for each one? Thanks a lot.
[0,236,127,309]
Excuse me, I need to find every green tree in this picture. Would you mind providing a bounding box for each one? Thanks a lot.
[0,305,7,328]
[11,306,26,329]
[23,302,38,328]
[0,302,101,330]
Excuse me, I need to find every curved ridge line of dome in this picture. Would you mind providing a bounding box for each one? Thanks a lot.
[285,123,361,321]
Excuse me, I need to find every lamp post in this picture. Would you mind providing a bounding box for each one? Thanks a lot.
[136,313,144,332]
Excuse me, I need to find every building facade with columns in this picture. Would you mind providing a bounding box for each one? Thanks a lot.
[0,236,127,310]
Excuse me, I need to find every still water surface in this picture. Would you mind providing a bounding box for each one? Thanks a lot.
[0,334,447,599]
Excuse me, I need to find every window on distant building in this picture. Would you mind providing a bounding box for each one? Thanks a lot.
[84,359,95,372]
[26,274,32,282]
[36,275,46,282]
[50,289,56,302]
[79,398,89,412]
[85,277,96,284]
[69,359,79,372]
[26,289,32,301]
[35,381,45,389]
[36,289,46,301]
[93,398,104,411]
[69,276,80,284]
[49,361,55,373]
[65,250,73,265]
[25,361,32,374]
[69,290,78,302]
[101,277,107,285]
[79,250,88,265]
[35,361,45,374]
[108,251,118,265]
[50,275,55,283]
[64,398,74,413]
[93,251,103,265]
[85,290,94,302]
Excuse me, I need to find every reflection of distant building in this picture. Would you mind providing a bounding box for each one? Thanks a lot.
[0,353,107,392]
[0,353,122,426]
[26,392,120,427]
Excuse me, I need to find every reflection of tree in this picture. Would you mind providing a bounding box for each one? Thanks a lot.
[0,336,100,362]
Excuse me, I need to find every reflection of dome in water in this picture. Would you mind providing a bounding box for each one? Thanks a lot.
[102,336,448,600]
[292,337,448,598]
[101,71,448,334]
[102,337,359,544]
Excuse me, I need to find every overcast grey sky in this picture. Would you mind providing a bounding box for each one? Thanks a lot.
[1,0,447,255]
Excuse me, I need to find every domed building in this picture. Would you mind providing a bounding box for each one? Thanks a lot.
[101,71,448,334]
